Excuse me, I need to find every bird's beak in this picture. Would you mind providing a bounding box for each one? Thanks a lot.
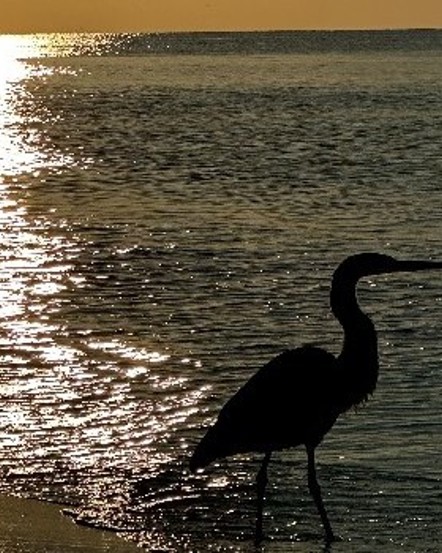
[394,259,442,273]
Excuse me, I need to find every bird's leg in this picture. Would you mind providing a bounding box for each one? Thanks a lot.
[255,451,271,545]
[306,446,335,543]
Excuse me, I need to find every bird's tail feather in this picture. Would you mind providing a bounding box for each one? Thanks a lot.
[189,427,222,472]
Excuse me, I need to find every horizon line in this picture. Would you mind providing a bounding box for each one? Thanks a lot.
[1,26,441,37]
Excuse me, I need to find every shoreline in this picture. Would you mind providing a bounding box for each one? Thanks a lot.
[0,494,140,552]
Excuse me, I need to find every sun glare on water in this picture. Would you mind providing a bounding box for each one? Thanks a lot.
[0,34,96,177]
[0,36,49,176]
[0,35,205,494]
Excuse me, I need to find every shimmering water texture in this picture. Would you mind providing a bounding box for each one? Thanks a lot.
[0,31,441,551]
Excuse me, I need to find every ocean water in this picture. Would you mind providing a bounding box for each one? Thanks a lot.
[0,30,441,551]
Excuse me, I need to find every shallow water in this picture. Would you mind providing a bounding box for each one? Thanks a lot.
[0,31,441,551]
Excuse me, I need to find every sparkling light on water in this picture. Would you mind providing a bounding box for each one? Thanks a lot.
[0,34,210,518]
[0,36,83,176]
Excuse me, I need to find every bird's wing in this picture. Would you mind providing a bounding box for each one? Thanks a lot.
[192,347,339,467]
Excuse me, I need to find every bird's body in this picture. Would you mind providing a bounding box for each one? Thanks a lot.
[190,347,340,468]
[190,253,442,543]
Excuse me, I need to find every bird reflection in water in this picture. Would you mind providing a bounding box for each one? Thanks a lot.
[190,253,442,544]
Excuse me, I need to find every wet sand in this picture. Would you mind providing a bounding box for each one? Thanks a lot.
[0,495,140,552]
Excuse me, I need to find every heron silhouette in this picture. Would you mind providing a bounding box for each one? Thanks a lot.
[189,253,442,544]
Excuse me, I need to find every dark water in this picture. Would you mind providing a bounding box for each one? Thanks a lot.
[0,30,441,551]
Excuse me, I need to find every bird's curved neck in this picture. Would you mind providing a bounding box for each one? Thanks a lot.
[331,270,379,411]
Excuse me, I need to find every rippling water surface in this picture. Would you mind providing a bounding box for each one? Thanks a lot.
[0,31,441,551]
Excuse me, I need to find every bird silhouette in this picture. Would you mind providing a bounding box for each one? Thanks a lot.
[189,253,442,544]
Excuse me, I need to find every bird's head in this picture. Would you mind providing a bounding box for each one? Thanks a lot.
[335,253,442,282]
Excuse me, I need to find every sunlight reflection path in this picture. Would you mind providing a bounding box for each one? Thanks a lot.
[0,181,207,489]
[0,34,101,179]
[0,36,73,176]
[0,48,41,175]
[0,36,210,509]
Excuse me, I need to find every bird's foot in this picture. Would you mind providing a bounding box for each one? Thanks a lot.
[253,529,266,547]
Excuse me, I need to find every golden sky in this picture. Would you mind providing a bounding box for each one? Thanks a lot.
[2,0,442,34]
